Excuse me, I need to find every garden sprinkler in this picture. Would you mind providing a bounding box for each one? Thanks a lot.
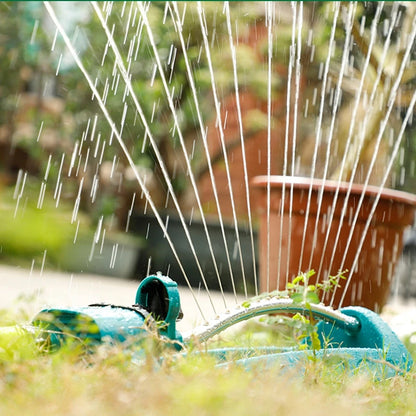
[33,273,183,351]
[4,273,413,379]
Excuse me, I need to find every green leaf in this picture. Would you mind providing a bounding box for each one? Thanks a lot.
[290,293,304,304]
[291,275,305,285]
[306,269,316,278]
[310,331,322,351]
[305,292,320,305]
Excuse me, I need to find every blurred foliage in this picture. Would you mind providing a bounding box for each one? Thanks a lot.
[0,185,74,266]
[53,2,274,169]
[0,2,277,224]
[0,1,415,232]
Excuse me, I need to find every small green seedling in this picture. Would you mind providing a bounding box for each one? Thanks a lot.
[241,269,348,359]
[287,269,347,357]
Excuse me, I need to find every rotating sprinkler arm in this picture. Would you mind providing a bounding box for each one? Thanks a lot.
[183,297,360,344]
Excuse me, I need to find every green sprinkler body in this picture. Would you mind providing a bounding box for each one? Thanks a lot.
[30,273,413,378]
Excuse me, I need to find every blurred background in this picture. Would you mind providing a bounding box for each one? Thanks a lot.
[0,2,415,299]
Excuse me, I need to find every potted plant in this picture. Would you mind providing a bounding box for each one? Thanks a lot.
[252,3,416,311]
[252,176,416,311]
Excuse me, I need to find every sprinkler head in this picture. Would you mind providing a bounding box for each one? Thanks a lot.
[33,273,183,350]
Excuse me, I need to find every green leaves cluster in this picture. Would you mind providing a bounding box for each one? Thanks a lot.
[287,269,347,306]
[288,269,347,357]
[242,269,348,358]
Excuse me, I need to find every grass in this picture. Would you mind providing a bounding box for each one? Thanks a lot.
[1,307,416,416]
[0,186,414,415]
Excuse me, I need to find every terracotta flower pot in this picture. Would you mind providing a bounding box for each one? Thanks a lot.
[252,175,416,311]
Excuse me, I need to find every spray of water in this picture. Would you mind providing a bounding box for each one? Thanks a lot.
[306,2,355,272]
[196,1,250,298]
[223,1,258,295]
[44,0,210,320]
[265,1,274,292]
[316,2,386,286]
[33,2,416,322]
[297,3,340,273]
[335,9,416,307]
[277,2,296,290]
[168,1,238,304]
[288,1,303,285]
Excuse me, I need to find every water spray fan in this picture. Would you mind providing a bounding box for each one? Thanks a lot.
[31,273,411,378]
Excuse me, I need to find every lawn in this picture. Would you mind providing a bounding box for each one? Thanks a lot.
[1,306,416,416]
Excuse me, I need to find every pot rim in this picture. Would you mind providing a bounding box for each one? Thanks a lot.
[252,175,416,207]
